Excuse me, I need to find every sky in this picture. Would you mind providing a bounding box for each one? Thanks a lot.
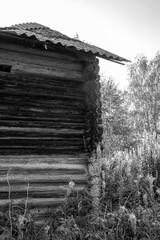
[1,0,160,89]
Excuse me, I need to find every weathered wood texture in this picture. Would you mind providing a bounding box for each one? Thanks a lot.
[83,59,103,212]
[0,44,90,223]
[0,43,84,80]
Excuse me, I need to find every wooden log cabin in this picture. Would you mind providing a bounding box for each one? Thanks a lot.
[0,23,130,224]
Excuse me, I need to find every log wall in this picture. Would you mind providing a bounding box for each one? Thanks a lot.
[0,43,92,224]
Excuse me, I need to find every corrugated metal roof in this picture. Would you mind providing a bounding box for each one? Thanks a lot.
[0,22,130,64]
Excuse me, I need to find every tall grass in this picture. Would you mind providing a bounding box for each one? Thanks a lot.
[100,131,160,239]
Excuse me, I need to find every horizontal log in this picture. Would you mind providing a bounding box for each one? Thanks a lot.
[0,101,83,114]
[0,114,84,123]
[0,134,84,140]
[0,136,83,140]
[0,163,86,171]
[0,191,84,200]
[0,190,84,200]
[0,154,88,164]
[0,48,84,71]
[0,133,84,150]
[0,146,84,152]
[0,149,85,155]
[0,88,84,101]
[0,146,84,154]
[0,173,87,183]
[0,111,83,123]
[0,121,85,129]
[0,141,84,148]
[0,97,85,111]
[0,105,83,116]
[0,170,85,177]
[0,135,84,146]
[0,71,83,88]
[0,113,83,122]
[0,184,85,199]
[0,42,80,61]
[1,81,83,99]
[0,59,83,81]
[0,126,84,135]
[0,183,85,193]
[0,75,82,88]
[1,89,83,103]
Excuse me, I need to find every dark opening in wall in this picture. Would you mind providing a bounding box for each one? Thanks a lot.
[0,65,12,73]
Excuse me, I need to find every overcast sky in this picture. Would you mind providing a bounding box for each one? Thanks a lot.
[1,0,160,88]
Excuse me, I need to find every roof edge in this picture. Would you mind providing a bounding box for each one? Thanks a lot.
[0,22,131,63]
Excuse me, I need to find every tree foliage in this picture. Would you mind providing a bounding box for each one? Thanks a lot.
[128,53,160,140]
[101,76,132,155]
[101,52,160,156]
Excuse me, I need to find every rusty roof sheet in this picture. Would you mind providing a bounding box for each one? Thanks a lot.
[0,22,130,64]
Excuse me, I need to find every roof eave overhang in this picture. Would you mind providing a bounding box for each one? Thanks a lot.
[0,30,131,64]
